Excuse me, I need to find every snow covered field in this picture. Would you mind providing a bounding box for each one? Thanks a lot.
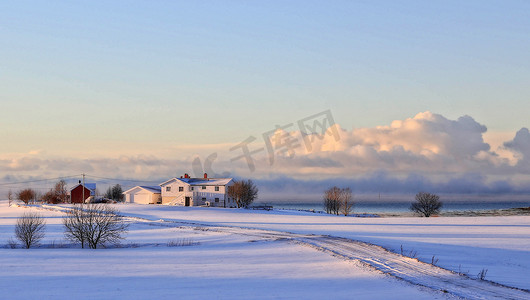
[117,204,530,289]
[1,201,529,299]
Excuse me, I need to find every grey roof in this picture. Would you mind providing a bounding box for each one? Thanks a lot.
[123,185,161,194]
[139,186,161,193]
[160,177,233,186]
[176,178,233,186]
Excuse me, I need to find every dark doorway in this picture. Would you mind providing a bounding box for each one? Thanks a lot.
[185,197,190,206]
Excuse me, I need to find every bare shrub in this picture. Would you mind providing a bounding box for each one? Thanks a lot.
[41,180,69,204]
[458,265,469,276]
[167,238,199,247]
[7,237,18,249]
[399,245,418,258]
[478,268,488,280]
[63,204,129,249]
[410,192,443,217]
[115,242,139,248]
[15,212,46,249]
[431,255,439,266]
[49,239,67,249]
[17,189,37,205]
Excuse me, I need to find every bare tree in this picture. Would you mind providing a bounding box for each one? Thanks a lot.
[324,187,354,215]
[227,179,258,208]
[41,191,56,204]
[54,180,68,203]
[63,204,129,249]
[63,205,88,248]
[15,212,46,249]
[7,190,13,206]
[41,180,69,204]
[340,188,353,216]
[410,192,443,217]
[17,188,37,205]
[324,186,341,215]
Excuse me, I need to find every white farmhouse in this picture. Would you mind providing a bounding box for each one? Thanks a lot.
[123,186,162,204]
[159,173,235,207]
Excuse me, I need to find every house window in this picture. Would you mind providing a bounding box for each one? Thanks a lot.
[202,186,206,190]
[215,198,219,203]
[179,187,183,192]
[166,186,171,192]
[190,187,194,191]
[215,186,219,191]
[202,197,206,201]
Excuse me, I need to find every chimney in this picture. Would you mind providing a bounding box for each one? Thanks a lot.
[204,173,207,179]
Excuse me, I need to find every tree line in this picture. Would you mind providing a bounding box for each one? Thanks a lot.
[8,181,125,205]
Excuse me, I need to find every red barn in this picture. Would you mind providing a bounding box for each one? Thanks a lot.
[70,183,96,204]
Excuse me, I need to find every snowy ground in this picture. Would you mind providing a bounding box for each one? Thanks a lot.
[116,204,530,290]
[1,201,529,299]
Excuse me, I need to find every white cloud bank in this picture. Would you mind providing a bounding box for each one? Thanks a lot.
[234,111,522,177]
[2,111,530,195]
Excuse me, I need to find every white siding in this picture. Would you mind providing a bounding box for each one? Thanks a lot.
[160,178,234,207]
[133,193,151,204]
[124,187,161,205]
[161,180,190,204]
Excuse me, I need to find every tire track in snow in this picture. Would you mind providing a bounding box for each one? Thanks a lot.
[292,235,529,300]
[41,205,530,299]
[133,219,530,300]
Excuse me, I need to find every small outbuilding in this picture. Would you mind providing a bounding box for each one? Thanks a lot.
[123,186,162,204]
[70,183,96,204]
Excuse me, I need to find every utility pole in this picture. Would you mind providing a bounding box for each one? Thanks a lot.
[82,173,85,205]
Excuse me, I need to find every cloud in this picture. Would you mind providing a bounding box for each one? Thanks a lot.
[348,112,489,157]
[0,157,42,172]
[504,128,530,171]
[1,111,530,196]
[221,111,511,178]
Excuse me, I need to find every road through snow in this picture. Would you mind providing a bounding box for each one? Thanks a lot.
[135,217,530,300]
[39,205,530,300]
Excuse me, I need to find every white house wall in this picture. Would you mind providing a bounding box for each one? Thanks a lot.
[124,187,161,205]
[160,180,190,204]
[160,179,235,207]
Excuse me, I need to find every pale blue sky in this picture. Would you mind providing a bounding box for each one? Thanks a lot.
[1,1,529,157]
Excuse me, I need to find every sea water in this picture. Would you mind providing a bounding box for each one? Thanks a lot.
[254,200,530,214]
